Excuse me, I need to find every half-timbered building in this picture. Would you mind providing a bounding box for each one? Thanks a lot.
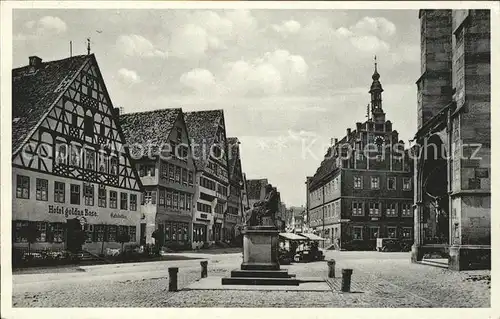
[185,110,229,248]
[12,54,143,255]
[119,108,196,249]
[226,137,245,242]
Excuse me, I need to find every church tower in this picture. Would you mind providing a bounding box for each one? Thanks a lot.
[369,56,386,123]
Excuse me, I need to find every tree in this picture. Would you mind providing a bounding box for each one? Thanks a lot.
[18,223,40,259]
[117,232,131,256]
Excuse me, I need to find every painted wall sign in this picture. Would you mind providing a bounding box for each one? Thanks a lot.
[111,213,127,219]
[48,205,98,218]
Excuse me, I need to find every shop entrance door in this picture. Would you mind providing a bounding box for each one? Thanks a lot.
[66,218,83,253]
[140,223,146,245]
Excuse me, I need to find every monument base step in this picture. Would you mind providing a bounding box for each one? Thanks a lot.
[241,262,280,270]
[231,269,291,278]
[221,277,300,286]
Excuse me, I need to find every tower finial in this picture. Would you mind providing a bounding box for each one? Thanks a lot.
[372,55,380,81]
[374,55,377,72]
[87,38,91,55]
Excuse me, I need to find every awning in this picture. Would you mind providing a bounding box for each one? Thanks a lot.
[279,233,306,241]
[299,233,326,241]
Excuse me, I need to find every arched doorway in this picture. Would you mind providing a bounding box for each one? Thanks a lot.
[420,134,449,245]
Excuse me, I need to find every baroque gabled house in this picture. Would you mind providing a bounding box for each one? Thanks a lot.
[307,62,414,250]
[12,54,143,255]
[119,108,196,249]
[185,110,229,247]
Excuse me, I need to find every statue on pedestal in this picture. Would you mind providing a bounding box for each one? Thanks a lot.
[244,184,279,227]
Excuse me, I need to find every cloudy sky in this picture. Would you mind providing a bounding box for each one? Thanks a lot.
[13,9,420,207]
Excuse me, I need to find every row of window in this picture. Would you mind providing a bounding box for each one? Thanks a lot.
[206,161,228,179]
[143,189,193,211]
[309,202,413,224]
[159,222,190,243]
[55,144,120,175]
[353,176,412,191]
[352,226,412,240]
[12,220,136,243]
[142,162,195,187]
[16,175,137,210]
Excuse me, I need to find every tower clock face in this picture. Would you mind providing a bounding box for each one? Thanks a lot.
[375,136,384,146]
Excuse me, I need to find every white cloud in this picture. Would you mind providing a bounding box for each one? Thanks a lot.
[179,49,308,97]
[353,17,397,37]
[15,16,67,42]
[272,20,301,35]
[168,9,258,59]
[179,68,218,94]
[116,34,168,58]
[118,68,142,84]
[38,16,67,33]
[350,35,390,52]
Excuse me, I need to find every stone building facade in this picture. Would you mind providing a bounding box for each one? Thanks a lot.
[412,9,491,270]
[307,63,414,250]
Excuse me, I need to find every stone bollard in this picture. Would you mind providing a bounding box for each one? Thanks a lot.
[327,259,336,278]
[200,260,208,278]
[168,267,179,292]
[341,268,353,292]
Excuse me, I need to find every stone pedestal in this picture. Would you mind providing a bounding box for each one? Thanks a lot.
[222,226,299,286]
[448,245,491,271]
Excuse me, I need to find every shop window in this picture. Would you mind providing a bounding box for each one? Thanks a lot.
[98,188,106,208]
[36,178,48,201]
[130,194,137,211]
[70,184,80,205]
[387,227,397,238]
[16,175,30,199]
[84,184,94,206]
[371,176,380,189]
[54,181,65,203]
[36,221,47,242]
[387,177,396,190]
[95,225,105,242]
[108,225,117,242]
[353,226,363,240]
[353,176,362,189]
[402,227,412,239]
[52,223,65,243]
[110,191,117,208]
[165,223,171,241]
[369,227,379,239]
[129,226,136,241]
[84,224,94,243]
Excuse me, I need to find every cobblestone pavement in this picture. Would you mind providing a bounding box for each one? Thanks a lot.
[11,250,490,308]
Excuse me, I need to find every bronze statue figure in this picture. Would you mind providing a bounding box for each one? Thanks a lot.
[244,184,279,227]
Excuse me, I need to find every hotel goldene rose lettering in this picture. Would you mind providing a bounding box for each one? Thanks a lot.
[48,205,98,218]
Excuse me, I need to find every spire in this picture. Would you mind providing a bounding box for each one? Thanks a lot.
[372,55,380,81]
[87,38,91,55]
[369,56,384,118]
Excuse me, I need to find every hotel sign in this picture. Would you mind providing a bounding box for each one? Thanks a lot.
[48,205,98,218]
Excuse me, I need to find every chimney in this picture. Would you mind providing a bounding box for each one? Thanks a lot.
[112,107,124,118]
[330,138,334,146]
[334,138,338,144]
[29,56,42,69]
[347,128,351,136]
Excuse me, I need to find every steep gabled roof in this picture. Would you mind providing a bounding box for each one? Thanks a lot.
[184,109,224,171]
[12,54,90,155]
[119,108,182,158]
